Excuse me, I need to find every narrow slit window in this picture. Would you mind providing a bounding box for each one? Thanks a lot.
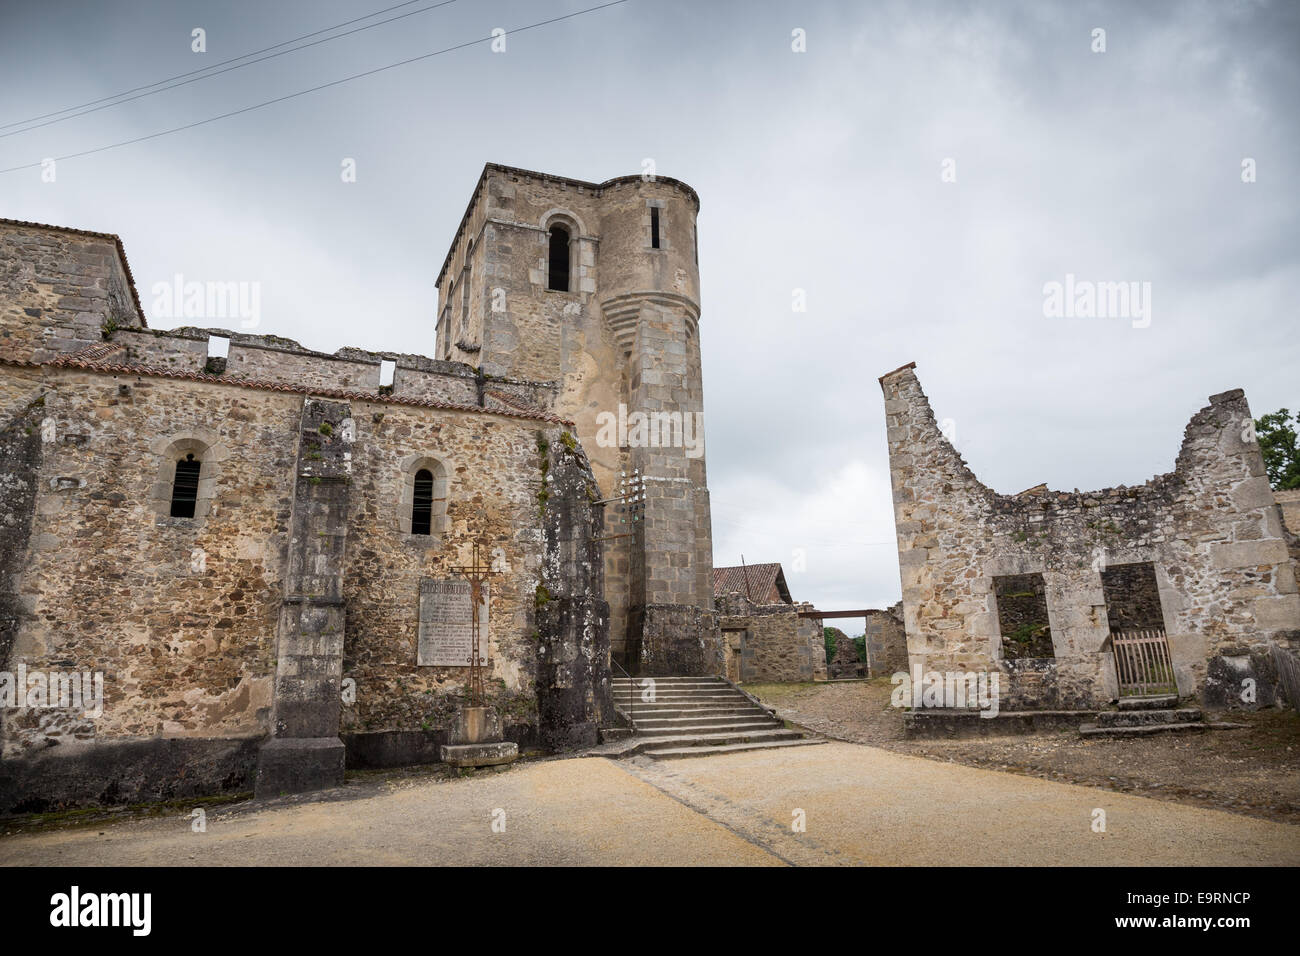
[411,468,434,535]
[171,454,201,518]
[547,225,570,291]
[379,359,396,388]
[650,206,660,249]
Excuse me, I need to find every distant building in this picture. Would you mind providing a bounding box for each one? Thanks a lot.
[713,563,793,605]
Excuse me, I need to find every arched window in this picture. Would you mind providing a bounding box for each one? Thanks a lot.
[398,455,449,538]
[170,453,202,518]
[547,225,570,292]
[149,431,229,524]
[411,468,434,535]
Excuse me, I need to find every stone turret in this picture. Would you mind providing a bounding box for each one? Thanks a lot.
[434,164,717,674]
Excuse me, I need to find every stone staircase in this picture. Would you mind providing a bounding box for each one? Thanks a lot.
[607,675,823,759]
[1078,695,1245,737]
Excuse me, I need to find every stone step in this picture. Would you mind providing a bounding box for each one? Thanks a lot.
[611,680,738,687]
[612,678,728,686]
[618,707,768,721]
[613,697,759,707]
[611,676,733,686]
[1078,720,1246,738]
[634,714,780,729]
[612,727,808,757]
[1096,708,1203,728]
[1117,695,1179,711]
[616,695,752,706]
[634,720,782,737]
[642,738,828,760]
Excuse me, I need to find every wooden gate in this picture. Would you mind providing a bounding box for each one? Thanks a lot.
[1111,628,1177,697]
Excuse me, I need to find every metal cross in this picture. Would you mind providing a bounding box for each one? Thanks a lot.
[449,540,498,708]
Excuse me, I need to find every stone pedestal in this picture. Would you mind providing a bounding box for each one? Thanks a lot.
[439,704,518,769]
[255,737,345,798]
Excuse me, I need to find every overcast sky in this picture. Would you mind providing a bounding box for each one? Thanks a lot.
[2,0,1297,617]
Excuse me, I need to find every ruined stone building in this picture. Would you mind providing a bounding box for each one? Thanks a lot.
[713,562,826,682]
[712,561,907,683]
[879,362,1300,712]
[0,163,717,811]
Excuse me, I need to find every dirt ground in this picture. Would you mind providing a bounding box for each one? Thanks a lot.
[4,744,1298,866]
[742,679,1300,825]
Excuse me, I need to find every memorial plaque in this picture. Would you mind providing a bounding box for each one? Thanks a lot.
[417,578,489,667]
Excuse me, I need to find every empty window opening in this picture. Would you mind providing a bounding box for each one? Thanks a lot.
[205,335,230,374]
[379,359,396,388]
[171,454,202,518]
[411,468,434,535]
[993,573,1054,659]
[650,206,661,249]
[547,225,570,291]
[1101,562,1164,632]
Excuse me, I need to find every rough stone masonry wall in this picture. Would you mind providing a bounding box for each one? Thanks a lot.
[535,435,612,750]
[108,326,557,417]
[255,398,354,797]
[0,221,143,364]
[865,605,909,677]
[717,593,827,682]
[0,352,580,808]
[338,404,560,765]
[1277,489,1300,538]
[879,364,1299,710]
[0,371,298,810]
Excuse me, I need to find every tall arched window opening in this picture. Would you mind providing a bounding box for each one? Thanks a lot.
[548,225,571,292]
[171,453,202,518]
[412,468,434,535]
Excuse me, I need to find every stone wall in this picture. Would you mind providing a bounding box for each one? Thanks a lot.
[1277,489,1300,537]
[717,593,827,682]
[0,220,143,364]
[878,363,1300,709]
[864,604,908,677]
[0,348,603,809]
[826,626,863,679]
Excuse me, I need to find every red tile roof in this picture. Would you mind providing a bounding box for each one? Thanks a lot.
[713,563,793,603]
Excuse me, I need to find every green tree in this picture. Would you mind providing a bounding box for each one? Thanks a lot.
[1255,408,1300,490]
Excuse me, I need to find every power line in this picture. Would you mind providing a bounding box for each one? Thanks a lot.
[0,1,629,175]
[0,0,462,139]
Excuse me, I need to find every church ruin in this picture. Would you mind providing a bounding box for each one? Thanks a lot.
[878,362,1300,717]
[0,163,719,811]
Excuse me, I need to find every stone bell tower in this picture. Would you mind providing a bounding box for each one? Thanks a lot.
[434,163,717,674]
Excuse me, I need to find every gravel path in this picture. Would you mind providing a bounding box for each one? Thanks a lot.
[745,679,1300,824]
[3,743,1297,866]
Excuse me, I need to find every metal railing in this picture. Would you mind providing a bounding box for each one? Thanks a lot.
[609,656,637,732]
